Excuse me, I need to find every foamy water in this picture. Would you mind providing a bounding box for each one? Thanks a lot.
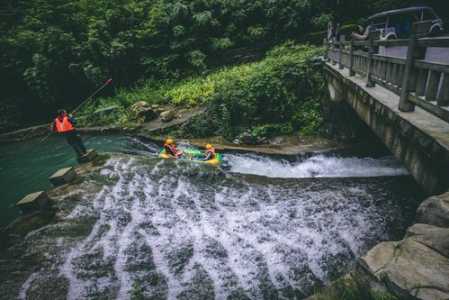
[226,154,409,178]
[15,154,415,299]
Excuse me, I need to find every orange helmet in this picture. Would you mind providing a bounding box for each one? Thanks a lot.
[206,144,213,149]
[165,138,174,145]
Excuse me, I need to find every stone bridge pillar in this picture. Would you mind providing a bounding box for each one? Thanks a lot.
[327,77,345,103]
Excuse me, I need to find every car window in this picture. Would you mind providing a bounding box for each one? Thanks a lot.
[422,9,435,21]
[370,17,386,29]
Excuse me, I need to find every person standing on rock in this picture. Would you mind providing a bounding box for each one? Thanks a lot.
[51,109,87,159]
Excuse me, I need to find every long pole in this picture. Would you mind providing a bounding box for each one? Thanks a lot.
[71,78,113,115]
[40,78,113,143]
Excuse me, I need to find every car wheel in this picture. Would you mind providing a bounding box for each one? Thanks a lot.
[429,27,442,37]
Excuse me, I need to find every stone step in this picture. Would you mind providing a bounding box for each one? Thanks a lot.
[77,149,97,164]
[16,191,50,214]
[49,167,77,186]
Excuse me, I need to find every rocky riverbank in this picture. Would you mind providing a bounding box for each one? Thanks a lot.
[0,102,347,157]
[359,191,449,300]
[310,191,449,300]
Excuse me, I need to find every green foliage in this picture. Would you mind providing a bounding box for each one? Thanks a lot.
[3,0,447,131]
[80,43,326,139]
[251,124,294,139]
[313,276,399,300]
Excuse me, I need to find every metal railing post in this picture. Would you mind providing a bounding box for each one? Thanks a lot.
[399,34,416,112]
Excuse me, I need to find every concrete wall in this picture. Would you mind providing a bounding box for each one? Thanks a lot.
[325,65,449,195]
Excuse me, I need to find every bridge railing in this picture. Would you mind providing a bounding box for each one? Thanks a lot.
[326,36,449,122]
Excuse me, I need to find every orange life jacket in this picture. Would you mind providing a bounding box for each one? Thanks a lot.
[54,116,75,133]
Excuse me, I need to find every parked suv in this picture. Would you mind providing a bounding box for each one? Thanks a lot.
[367,6,444,40]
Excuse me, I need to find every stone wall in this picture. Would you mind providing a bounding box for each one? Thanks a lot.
[325,64,449,195]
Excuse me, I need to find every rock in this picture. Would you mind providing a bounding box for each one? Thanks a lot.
[77,149,97,164]
[130,101,158,121]
[16,191,50,214]
[235,130,267,145]
[160,110,176,122]
[417,192,449,227]
[360,238,449,300]
[48,167,77,186]
[139,108,158,121]
[151,104,166,114]
[406,223,449,258]
[360,241,397,274]
[268,136,285,145]
[130,101,149,113]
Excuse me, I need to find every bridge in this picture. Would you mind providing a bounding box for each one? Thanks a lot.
[324,35,449,195]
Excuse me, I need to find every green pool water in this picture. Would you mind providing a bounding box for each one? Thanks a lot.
[0,135,146,227]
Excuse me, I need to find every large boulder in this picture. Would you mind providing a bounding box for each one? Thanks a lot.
[360,232,449,300]
[160,110,176,122]
[417,192,449,227]
[130,101,158,121]
[406,223,449,257]
[130,101,149,112]
[151,104,164,114]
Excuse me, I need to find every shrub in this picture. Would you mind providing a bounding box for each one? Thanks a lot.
[79,42,326,139]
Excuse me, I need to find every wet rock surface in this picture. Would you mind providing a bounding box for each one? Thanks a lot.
[160,110,176,122]
[416,192,449,227]
[360,192,449,300]
[130,101,159,122]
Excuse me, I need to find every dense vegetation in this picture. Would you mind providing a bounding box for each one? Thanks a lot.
[1,0,447,132]
[79,43,324,139]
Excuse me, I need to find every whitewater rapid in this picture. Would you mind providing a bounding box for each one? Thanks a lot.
[225,154,409,178]
[14,151,416,300]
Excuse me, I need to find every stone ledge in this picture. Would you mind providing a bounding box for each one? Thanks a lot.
[49,167,77,186]
[77,149,97,164]
[16,191,50,214]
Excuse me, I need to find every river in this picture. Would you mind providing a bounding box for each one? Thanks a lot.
[0,135,422,299]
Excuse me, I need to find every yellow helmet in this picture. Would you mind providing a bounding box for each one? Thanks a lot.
[165,138,174,145]
[206,144,213,149]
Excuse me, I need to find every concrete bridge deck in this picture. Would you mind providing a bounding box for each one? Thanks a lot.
[325,62,449,195]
